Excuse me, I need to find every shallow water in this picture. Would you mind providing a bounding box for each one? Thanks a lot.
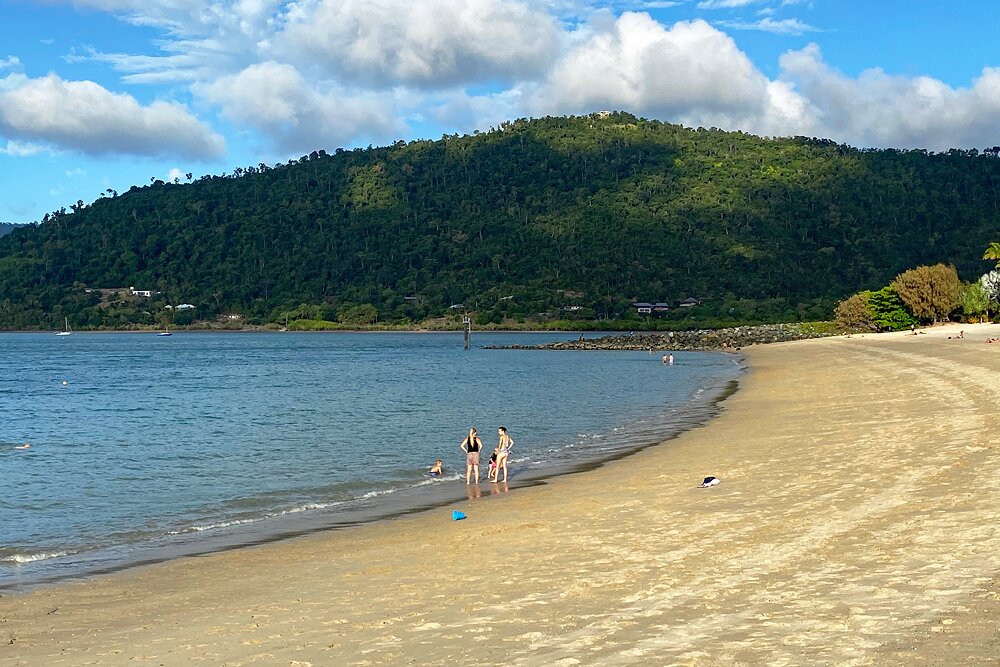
[0,331,742,588]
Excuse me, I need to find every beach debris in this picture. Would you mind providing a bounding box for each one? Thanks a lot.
[699,476,720,488]
[452,510,466,521]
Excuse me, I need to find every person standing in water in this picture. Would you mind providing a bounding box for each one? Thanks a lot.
[460,427,484,484]
[495,426,514,483]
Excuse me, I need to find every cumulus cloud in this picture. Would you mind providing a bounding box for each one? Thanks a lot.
[0,55,20,70]
[779,44,1000,150]
[528,14,810,136]
[196,61,402,153]
[273,0,561,88]
[0,73,225,159]
[23,1,1000,157]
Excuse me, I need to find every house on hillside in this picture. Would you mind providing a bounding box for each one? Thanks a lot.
[633,302,653,314]
[678,297,701,308]
[129,286,157,298]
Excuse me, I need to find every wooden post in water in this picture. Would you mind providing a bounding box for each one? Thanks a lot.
[463,316,471,350]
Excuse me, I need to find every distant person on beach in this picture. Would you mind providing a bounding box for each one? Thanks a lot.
[461,428,483,484]
[429,459,444,477]
[495,426,514,483]
[487,447,499,482]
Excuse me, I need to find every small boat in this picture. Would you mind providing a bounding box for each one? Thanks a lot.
[157,328,173,337]
[55,317,72,336]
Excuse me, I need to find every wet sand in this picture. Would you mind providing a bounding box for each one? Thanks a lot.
[2,323,999,666]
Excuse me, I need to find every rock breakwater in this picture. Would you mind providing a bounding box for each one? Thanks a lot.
[489,324,832,351]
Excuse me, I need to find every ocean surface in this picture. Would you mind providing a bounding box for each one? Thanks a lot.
[0,331,743,589]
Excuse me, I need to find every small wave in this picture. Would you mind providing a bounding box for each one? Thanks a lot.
[358,487,399,500]
[2,550,71,564]
[168,518,258,534]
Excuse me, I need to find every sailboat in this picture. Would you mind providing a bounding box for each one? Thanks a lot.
[157,325,173,337]
[55,317,72,336]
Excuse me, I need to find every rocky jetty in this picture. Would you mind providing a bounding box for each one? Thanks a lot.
[489,323,832,351]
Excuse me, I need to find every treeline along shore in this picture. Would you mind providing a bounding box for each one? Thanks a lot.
[488,322,832,351]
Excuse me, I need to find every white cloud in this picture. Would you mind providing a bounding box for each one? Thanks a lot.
[697,0,765,8]
[273,0,561,88]
[65,167,86,176]
[528,14,809,136]
[0,55,20,70]
[167,167,185,182]
[720,17,818,34]
[0,73,225,159]
[0,139,48,156]
[24,0,1000,157]
[779,44,1000,150]
[196,61,402,153]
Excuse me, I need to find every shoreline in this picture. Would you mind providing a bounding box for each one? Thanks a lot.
[1,356,744,593]
[3,323,999,664]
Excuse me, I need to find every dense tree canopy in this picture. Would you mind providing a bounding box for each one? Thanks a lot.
[1,113,998,330]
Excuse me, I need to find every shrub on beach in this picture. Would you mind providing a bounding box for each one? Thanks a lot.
[867,287,918,331]
[890,264,961,324]
[834,292,876,331]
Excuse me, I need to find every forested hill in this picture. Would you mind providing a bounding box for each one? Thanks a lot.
[1,112,998,330]
[0,223,18,238]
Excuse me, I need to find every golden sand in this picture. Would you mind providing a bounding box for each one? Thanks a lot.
[2,323,999,666]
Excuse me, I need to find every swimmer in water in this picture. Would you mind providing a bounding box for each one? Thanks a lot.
[429,459,444,476]
[14,443,31,450]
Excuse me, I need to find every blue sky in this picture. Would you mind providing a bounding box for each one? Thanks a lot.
[1,0,999,222]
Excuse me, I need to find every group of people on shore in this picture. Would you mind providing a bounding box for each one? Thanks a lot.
[427,426,514,483]
[429,426,515,485]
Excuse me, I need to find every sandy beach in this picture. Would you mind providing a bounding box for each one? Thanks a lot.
[2,322,999,666]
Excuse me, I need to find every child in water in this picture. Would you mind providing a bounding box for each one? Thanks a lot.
[429,459,444,477]
[487,447,500,481]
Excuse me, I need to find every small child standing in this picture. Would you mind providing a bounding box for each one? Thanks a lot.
[487,447,500,481]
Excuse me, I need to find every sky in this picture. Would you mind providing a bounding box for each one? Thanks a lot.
[1,0,999,222]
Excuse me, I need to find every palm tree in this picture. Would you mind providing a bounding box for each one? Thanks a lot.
[985,242,1000,269]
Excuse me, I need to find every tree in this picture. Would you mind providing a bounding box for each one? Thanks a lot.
[981,270,1000,321]
[339,304,378,325]
[867,286,917,331]
[958,282,990,322]
[834,291,875,331]
[984,242,1000,269]
[890,264,961,323]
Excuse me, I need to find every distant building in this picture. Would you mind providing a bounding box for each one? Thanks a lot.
[652,302,671,312]
[176,304,195,310]
[633,301,653,315]
[563,305,583,312]
[129,286,156,298]
[678,297,701,308]
[448,304,464,310]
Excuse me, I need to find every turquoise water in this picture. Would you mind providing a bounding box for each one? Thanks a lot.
[0,332,742,588]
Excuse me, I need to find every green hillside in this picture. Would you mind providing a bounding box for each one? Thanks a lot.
[0,223,19,238]
[1,112,998,330]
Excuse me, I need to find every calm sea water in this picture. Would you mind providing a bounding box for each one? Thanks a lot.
[0,332,742,589]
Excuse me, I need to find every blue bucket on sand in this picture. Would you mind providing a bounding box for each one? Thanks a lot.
[452,510,466,521]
